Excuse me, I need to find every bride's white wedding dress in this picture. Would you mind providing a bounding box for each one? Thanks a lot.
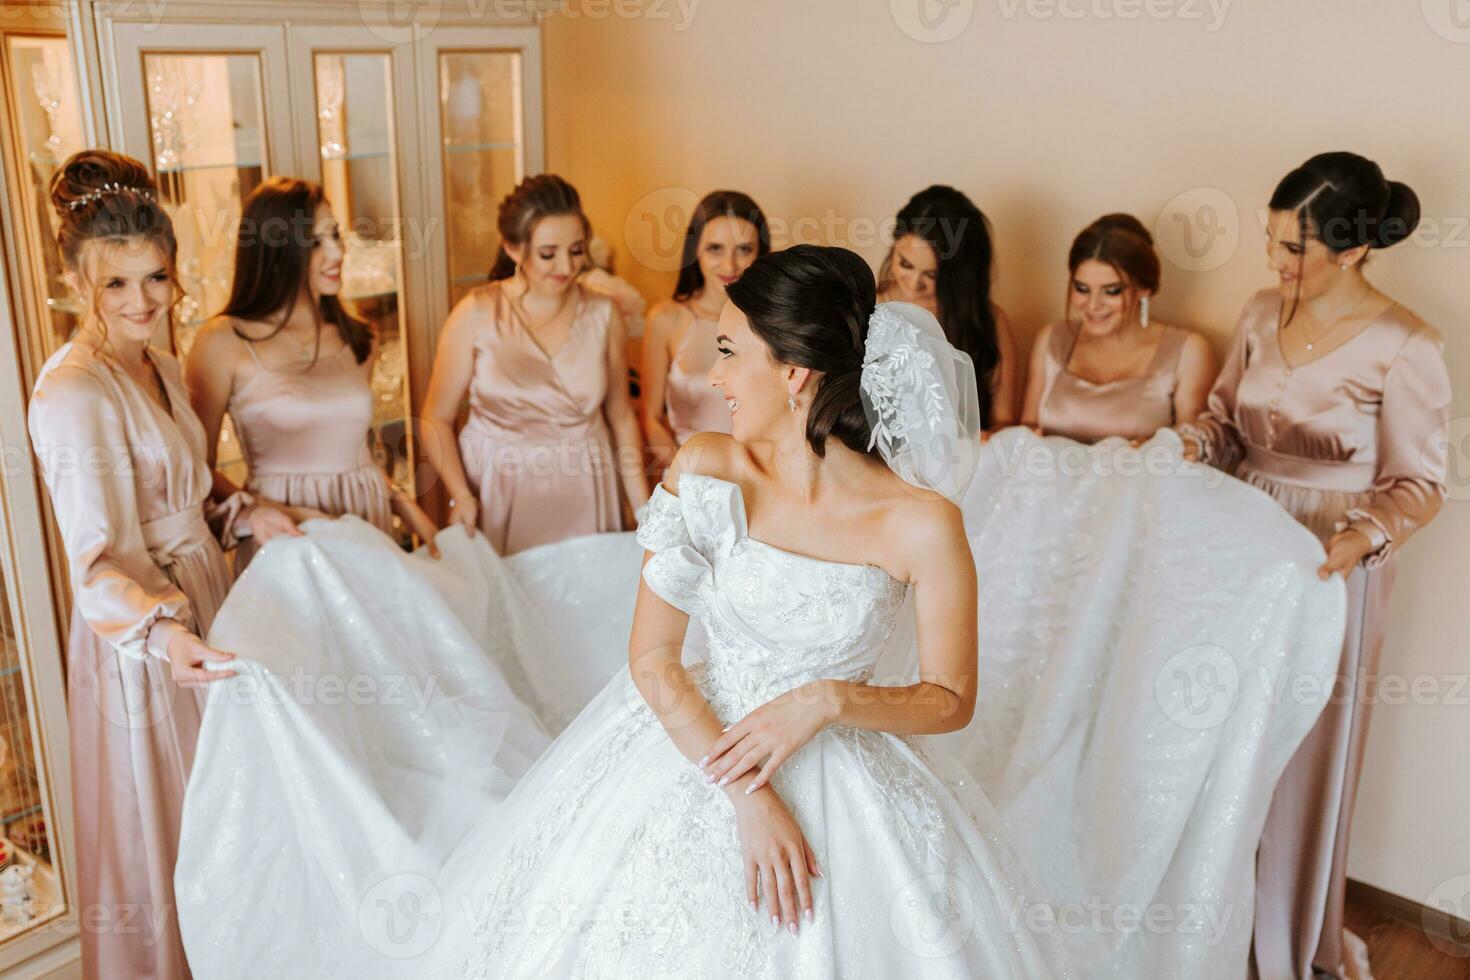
[176,431,1343,980]
[438,473,1067,978]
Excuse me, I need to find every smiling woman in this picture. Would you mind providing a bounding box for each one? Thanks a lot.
[25,148,284,980]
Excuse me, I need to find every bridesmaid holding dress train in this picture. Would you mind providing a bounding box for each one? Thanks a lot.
[640,190,770,465]
[422,174,650,554]
[1179,152,1452,980]
[26,151,296,980]
[186,177,438,570]
[878,185,1020,430]
[1021,214,1217,443]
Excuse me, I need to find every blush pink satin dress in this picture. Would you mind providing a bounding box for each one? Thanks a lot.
[228,340,394,570]
[1036,320,1190,443]
[458,282,622,555]
[1181,289,1452,980]
[28,333,251,980]
[664,311,731,445]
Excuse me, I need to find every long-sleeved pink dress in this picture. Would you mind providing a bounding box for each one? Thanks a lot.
[1181,288,1452,980]
[458,282,622,555]
[28,333,251,980]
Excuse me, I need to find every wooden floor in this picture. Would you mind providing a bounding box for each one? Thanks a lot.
[1345,894,1470,979]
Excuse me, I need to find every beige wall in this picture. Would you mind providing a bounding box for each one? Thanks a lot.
[544,0,1470,913]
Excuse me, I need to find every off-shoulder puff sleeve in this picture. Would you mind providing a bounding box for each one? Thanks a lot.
[27,368,194,661]
[1334,324,1452,568]
[636,482,718,616]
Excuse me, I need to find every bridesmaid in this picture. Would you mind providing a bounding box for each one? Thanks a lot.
[26,151,294,979]
[1178,152,1452,980]
[186,177,438,569]
[422,174,650,554]
[877,184,1019,429]
[641,190,770,465]
[1020,214,1217,443]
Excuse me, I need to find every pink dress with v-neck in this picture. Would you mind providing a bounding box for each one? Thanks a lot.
[458,282,622,554]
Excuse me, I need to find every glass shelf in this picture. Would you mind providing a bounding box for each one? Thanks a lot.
[438,51,524,307]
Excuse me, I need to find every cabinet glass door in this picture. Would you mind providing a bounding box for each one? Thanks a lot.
[1,33,86,365]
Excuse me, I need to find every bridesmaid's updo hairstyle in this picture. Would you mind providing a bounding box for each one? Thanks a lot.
[50,150,179,340]
[673,190,772,301]
[1066,213,1160,319]
[1270,151,1420,253]
[220,176,373,364]
[725,244,877,458]
[487,174,591,282]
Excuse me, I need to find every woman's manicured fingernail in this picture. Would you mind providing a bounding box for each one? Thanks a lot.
[749,900,757,913]
[771,915,780,929]
[718,775,731,787]
[788,922,797,936]
[805,908,813,923]
[697,755,708,767]
[744,783,756,795]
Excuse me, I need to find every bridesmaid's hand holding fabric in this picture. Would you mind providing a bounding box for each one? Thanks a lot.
[164,629,236,687]
[245,502,304,546]
[700,680,835,793]
[448,495,479,537]
[1318,527,1374,579]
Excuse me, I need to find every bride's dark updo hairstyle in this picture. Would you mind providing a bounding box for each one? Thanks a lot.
[1269,151,1419,326]
[724,244,877,458]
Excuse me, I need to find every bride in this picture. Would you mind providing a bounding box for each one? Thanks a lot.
[179,246,1068,978]
[442,246,1066,977]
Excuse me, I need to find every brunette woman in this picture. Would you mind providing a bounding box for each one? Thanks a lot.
[421,174,649,554]
[1179,152,1452,980]
[1020,214,1217,443]
[187,177,438,570]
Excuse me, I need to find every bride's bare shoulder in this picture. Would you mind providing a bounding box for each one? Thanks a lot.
[663,432,752,495]
[874,478,971,579]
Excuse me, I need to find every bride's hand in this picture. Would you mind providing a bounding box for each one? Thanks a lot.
[733,787,821,934]
[245,502,303,546]
[700,681,832,793]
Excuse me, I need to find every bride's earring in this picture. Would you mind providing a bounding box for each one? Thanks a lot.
[787,393,798,413]
[1139,295,1151,329]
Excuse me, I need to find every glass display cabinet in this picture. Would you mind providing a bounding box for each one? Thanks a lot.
[94,3,545,531]
[0,4,546,974]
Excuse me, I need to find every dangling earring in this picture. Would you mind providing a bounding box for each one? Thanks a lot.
[787,393,797,413]
[1139,295,1150,329]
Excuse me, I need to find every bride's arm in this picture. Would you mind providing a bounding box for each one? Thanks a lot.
[702,498,978,793]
